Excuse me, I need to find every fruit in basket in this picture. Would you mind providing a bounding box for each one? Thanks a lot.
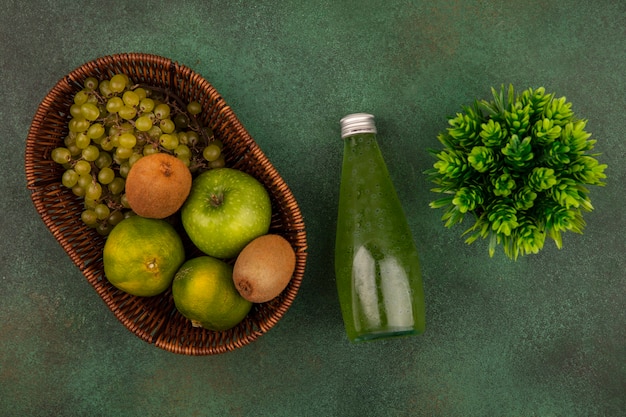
[233,234,297,303]
[181,168,272,259]
[125,153,192,219]
[103,216,185,296]
[50,73,224,234]
[172,256,252,330]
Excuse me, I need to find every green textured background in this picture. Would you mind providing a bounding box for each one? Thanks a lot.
[2,0,624,416]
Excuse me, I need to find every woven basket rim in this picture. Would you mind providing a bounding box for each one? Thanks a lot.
[25,52,307,355]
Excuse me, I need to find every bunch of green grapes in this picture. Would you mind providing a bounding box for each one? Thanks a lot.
[50,73,225,235]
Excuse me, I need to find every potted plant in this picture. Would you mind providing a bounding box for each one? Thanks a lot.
[426,85,607,260]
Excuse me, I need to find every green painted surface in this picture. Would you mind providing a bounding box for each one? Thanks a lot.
[2,0,624,416]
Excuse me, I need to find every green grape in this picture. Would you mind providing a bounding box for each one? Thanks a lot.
[135,115,153,132]
[70,103,83,118]
[154,103,171,119]
[107,210,125,226]
[174,113,189,129]
[174,144,191,160]
[94,203,110,220]
[86,94,99,105]
[95,151,113,169]
[109,135,121,149]
[83,197,98,210]
[209,156,226,169]
[81,209,98,227]
[68,117,90,133]
[143,144,159,156]
[112,152,126,166]
[119,122,134,133]
[74,90,90,105]
[108,124,122,137]
[77,173,92,189]
[134,87,147,100]
[96,222,114,236]
[100,137,115,152]
[82,145,100,162]
[187,101,202,115]
[147,125,162,139]
[72,184,86,197]
[118,132,137,149]
[67,143,82,156]
[202,127,214,139]
[118,105,137,120]
[186,131,200,146]
[97,167,115,184]
[61,169,79,187]
[115,146,134,160]
[84,77,99,90]
[74,160,91,175]
[51,147,72,164]
[80,102,100,121]
[139,98,155,113]
[177,131,189,145]
[159,133,178,150]
[87,123,105,139]
[108,177,125,195]
[202,144,221,162]
[159,118,175,133]
[118,161,131,178]
[106,96,124,113]
[90,135,103,146]
[212,139,224,149]
[64,133,76,146]
[109,74,127,93]
[128,153,143,167]
[85,182,103,200]
[122,90,140,107]
[120,193,131,208]
[75,133,91,149]
[99,79,113,98]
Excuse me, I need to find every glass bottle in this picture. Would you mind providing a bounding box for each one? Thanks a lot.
[335,113,425,342]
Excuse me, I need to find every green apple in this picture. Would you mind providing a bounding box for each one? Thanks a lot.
[181,168,272,259]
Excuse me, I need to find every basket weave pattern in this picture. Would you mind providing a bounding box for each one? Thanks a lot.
[25,53,307,355]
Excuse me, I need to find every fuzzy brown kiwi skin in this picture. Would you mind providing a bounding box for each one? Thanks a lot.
[233,234,296,303]
[125,153,192,219]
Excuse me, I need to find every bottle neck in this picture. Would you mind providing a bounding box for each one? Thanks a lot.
[340,113,377,139]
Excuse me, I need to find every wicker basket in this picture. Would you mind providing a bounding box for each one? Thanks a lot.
[25,53,307,355]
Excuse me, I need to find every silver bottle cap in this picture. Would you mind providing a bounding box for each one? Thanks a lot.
[340,113,377,139]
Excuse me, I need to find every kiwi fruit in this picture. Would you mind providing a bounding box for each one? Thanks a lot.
[233,234,296,303]
[125,153,192,219]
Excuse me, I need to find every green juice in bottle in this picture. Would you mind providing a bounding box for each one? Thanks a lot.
[335,113,425,342]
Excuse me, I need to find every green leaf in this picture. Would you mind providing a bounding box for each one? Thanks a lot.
[513,186,537,211]
[501,135,534,170]
[544,96,574,126]
[532,117,562,145]
[487,200,519,236]
[468,145,496,173]
[492,173,516,197]
[446,103,484,148]
[452,186,484,213]
[528,167,557,191]
[504,102,531,137]
[479,119,508,147]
